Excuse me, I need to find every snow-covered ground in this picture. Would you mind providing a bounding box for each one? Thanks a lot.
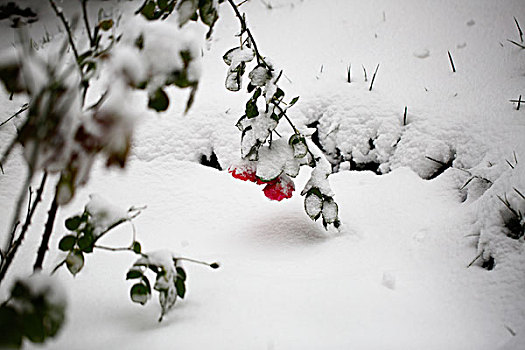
[1,0,525,349]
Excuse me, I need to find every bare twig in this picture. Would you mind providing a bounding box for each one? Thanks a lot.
[175,257,220,268]
[226,0,269,69]
[0,103,29,128]
[81,0,94,47]
[362,65,368,82]
[0,173,48,285]
[467,251,483,268]
[514,17,523,43]
[447,51,456,72]
[346,64,351,83]
[48,0,80,64]
[509,95,522,110]
[369,64,380,91]
[403,106,407,126]
[507,39,525,49]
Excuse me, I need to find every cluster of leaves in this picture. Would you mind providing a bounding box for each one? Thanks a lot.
[0,274,66,348]
[498,188,525,239]
[57,209,138,276]
[223,6,340,228]
[126,252,187,322]
[137,0,221,39]
[55,195,218,322]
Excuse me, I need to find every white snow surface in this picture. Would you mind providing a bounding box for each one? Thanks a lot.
[0,0,524,349]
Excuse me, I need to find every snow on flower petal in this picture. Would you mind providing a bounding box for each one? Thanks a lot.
[263,175,295,201]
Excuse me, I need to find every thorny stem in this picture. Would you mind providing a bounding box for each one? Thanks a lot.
[0,173,48,285]
[33,192,59,271]
[226,0,270,69]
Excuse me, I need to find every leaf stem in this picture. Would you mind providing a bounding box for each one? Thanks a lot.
[226,0,269,69]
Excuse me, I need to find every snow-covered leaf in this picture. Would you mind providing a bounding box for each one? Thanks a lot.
[177,0,199,26]
[130,283,150,305]
[249,65,271,87]
[322,197,338,224]
[305,190,323,220]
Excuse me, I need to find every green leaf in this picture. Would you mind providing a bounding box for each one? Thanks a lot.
[132,241,141,254]
[66,250,84,276]
[0,306,23,348]
[77,234,94,253]
[273,88,285,101]
[198,0,218,28]
[65,216,82,231]
[158,0,169,10]
[140,0,156,20]
[176,267,186,281]
[148,88,169,112]
[223,47,240,66]
[175,278,186,298]
[126,268,143,280]
[98,19,114,31]
[130,283,149,305]
[289,96,300,107]
[177,0,199,26]
[21,312,45,343]
[58,235,76,252]
[245,100,259,119]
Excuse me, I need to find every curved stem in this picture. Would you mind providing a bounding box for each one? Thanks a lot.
[226,0,269,69]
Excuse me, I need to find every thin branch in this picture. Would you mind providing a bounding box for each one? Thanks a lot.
[425,156,446,166]
[175,257,220,268]
[0,173,48,285]
[94,245,132,252]
[369,64,380,91]
[272,102,299,134]
[226,0,269,69]
[81,0,94,47]
[48,0,80,63]
[514,17,523,43]
[362,65,368,82]
[33,193,59,271]
[447,51,456,72]
[467,251,483,268]
[507,39,525,49]
[0,103,29,128]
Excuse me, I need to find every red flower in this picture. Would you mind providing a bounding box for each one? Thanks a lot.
[262,176,295,201]
[228,165,257,182]
[229,166,295,201]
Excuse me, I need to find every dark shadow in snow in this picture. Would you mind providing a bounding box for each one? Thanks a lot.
[247,214,328,248]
